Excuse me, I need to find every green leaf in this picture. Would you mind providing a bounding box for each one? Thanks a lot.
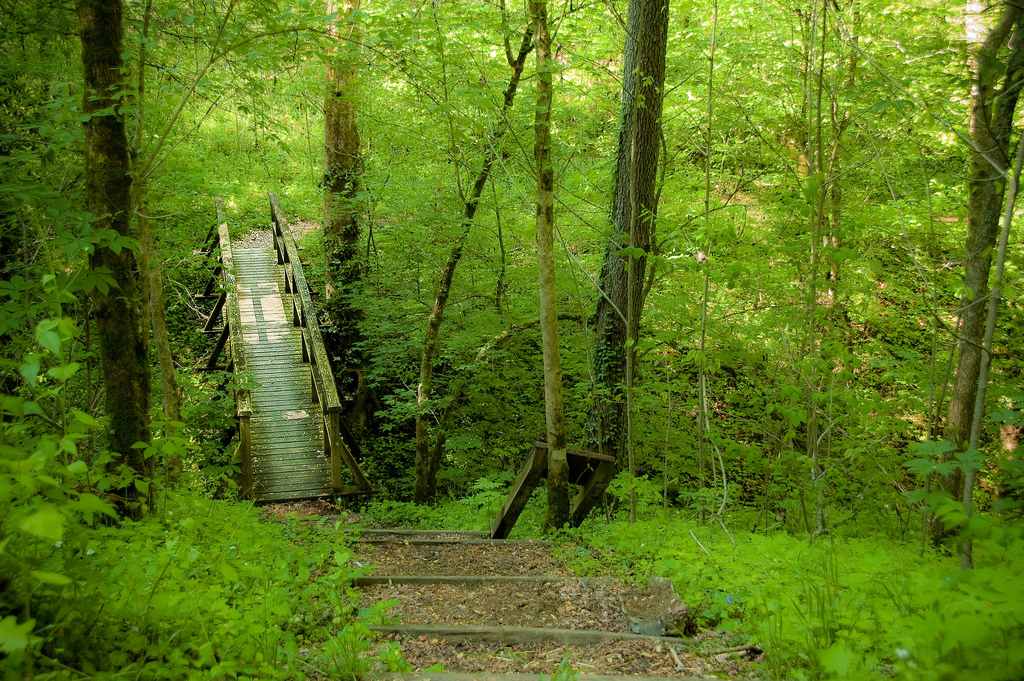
[0,616,35,654]
[74,493,116,521]
[19,356,40,386]
[219,561,239,583]
[67,460,88,477]
[47,362,80,382]
[35,321,61,355]
[19,505,64,542]
[31,570,71,586]
[820,642,854,676]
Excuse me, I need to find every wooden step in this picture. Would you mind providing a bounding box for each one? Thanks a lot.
[378,674,708,681]
[370,624,688,646]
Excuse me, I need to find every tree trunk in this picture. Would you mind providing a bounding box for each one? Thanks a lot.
[575,0,668,522]
[942,4,1023,518]
[134,0,182,449]
[77,0,151,514]
[414,25,534,503]
[961,131,1023,568]
[530,0,568,530]
[324,0,364,373]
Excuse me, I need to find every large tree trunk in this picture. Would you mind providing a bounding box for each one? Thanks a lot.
[530,0,568,529]
[77,0,151,513]
[574,0,668,523]
[413,25,534,503]
[324,0,364,374]
[936,0,1024,544]
[945,3,1023,464]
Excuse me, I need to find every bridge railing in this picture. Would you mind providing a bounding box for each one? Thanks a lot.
[268,192,370,494]
[202,200,254,494]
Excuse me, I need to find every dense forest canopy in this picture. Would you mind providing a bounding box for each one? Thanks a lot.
[1,0,1022,678]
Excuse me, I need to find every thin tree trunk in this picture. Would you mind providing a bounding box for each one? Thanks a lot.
[531,0,568,530]
[324,0,364,372]
[134,0,182,450]
[414,25,534,503]
[77,0,151,515]
[960,132,1023,568]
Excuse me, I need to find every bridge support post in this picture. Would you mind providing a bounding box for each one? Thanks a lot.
[238,414,253,498]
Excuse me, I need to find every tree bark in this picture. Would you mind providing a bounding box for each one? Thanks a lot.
[414,25,534,503]
[134,0,182,447]
[944,3,1023,477]
[324,0,364,373]
[77,0,151,513]
[575,0,668,522]
[960,131,1023,568]
[530,0,569,530]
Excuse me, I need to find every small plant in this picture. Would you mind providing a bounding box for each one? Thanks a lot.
[551,656,579,681]
[320,622,374,681]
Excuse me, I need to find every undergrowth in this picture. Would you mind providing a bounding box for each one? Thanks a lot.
[360,475,1024,681]
[2,493,403,679]
[566,513,1024,681]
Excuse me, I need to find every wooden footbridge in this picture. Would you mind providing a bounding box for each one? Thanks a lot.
[194,193,612,531]
[198,193,370,502]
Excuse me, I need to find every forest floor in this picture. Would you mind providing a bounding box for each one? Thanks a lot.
[266,501,760,679]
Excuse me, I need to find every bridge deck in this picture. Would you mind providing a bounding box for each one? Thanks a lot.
[233,239,331,501]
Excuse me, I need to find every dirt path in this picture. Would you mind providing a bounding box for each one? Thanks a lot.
[354,532,749,679]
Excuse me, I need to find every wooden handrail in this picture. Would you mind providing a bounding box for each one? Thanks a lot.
[213,200,251,417]
[267,193,370,493]
[210,199,253,495]
[268,192,341,413]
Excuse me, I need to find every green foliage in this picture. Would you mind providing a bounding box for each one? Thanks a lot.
[567,514,1024,681]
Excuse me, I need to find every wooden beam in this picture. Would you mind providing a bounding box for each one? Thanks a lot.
[368,624,689,646]
[490,445,548,539]
[203,291,227,333]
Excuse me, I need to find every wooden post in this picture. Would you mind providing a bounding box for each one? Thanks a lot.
[326,408,342,491]
[491,445,548,539]
[203,291,227,333]
[206,322,229,370]
[238,414,253,498]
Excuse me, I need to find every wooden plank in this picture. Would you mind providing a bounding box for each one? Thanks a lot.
[203,292,227,333]
[368,625,688,646]
[354,575,597,586]
[490,446,547,539]
[269,193,340,412]
[358,529,489,537]
[356,537,547,545]
[570,460,617,527]
[376,673,704,681]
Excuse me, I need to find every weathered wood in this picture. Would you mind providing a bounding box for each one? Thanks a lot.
[376,674,703,681]
[359,529,488,537]
[269,192,371,493]
[357,536,548,545]
[354,575,599,586]
[203,291,227,333]
[369,624,688,646]
[205,322,230,371]
[490,445,548,539]
[239,415,252,496]
[570,461,616,526]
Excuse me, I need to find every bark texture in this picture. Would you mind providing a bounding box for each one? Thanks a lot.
[577,0,668,521]
[414,26,534,503]
[947,5,1023,450]
[531,0,569,529]
[324,0,364,373]
[77,0,151,506]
